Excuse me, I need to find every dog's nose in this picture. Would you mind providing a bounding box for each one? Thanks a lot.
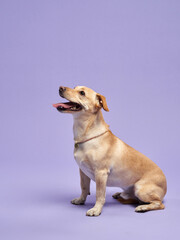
[59,86,66,96]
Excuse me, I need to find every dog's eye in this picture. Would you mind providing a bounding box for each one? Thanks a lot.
[79,91,85,96]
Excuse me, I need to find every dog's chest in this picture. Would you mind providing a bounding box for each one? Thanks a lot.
[74,146,95,181]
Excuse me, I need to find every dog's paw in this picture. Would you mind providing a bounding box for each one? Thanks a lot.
[135,205,148,212]
[112,192,132,200]
[71,197,85,205]
[112,192,121,199]
[86,207,101,217]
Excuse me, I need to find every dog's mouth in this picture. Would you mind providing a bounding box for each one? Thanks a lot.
[52,102,82,112]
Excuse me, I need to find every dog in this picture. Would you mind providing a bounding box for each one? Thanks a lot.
[53,86,167,216]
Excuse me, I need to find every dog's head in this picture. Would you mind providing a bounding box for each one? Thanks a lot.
[53,86,109,114]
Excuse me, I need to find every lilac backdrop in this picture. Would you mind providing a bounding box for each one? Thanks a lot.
[0,0,180,239]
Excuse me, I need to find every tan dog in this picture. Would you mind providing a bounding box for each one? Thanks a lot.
[53,86,167,216]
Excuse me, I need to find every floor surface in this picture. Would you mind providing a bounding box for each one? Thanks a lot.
[1,164,179,240]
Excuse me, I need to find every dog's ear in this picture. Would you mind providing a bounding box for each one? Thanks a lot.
[96,94,109,112]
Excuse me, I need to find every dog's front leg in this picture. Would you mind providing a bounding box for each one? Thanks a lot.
[71,169,90,205]
[86,170,108,217]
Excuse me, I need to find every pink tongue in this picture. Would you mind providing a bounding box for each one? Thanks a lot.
[52,103,73,109]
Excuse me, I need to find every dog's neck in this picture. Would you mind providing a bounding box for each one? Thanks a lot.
[73,110,109,141]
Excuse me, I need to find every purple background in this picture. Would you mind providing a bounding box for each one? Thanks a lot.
[0,0,180,239]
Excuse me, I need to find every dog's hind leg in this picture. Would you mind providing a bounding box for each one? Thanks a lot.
[134,182,165,212]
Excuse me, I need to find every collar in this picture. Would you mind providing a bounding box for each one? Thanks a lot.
[74,129,110,148]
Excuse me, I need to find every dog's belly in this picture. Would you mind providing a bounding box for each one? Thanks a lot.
[106,173,130,188]
[74,151,132,188]
[74,159,131,188]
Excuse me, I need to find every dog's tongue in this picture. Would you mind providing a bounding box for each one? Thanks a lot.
[52,102,73,109]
